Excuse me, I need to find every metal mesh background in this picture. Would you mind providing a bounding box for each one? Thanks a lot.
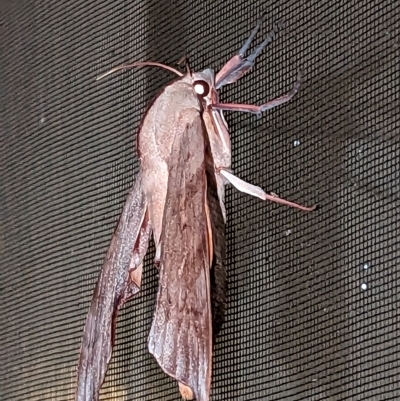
[1,0,399,400]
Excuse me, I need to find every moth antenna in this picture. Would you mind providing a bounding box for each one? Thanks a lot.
[176,54,192,76]
[186,59,192,76]
[96,61,184,81]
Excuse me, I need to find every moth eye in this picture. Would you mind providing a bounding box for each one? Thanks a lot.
[193,80,210,97]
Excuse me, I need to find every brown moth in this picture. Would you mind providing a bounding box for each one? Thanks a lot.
[76,14,316,401]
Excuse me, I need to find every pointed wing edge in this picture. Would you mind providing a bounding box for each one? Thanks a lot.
[76,171,151,401]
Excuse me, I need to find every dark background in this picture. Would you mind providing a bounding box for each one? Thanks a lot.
[1,0,399,400]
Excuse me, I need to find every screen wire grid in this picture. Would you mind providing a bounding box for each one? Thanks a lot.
[0,0,398,400]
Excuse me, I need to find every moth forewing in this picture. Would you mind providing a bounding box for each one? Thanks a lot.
[145,93,214,401]
[76,172,151,401]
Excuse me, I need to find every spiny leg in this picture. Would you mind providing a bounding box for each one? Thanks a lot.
[212,71,303,115]
[237,12,266,57]
[219,169,316,212]
[215,12,278,89]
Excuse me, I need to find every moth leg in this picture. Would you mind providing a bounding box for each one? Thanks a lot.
[215,13,276,88]
[213,71,302,115]
[219,168,316,212]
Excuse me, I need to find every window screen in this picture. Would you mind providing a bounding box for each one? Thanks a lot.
[1,0,398,400]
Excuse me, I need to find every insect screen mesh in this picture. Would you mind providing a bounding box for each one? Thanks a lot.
[1,0,398,400]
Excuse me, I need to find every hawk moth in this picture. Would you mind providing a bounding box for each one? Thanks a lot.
[76,13,316,401]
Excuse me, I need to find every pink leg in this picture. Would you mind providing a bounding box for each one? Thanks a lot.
[219,169,316,212]
[215,13,277,89]
[213,71,303,115]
